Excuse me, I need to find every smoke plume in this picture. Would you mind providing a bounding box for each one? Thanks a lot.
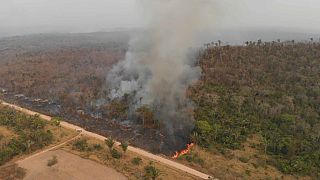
[106,0,215,137]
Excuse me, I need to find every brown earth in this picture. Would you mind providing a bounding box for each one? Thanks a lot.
[18,149,127,180]
[62,136,200,180]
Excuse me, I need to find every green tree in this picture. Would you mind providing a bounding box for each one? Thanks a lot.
[51,117,61,126]
[120,141,128,154]
[105,137,115,152]
[144,163,161,180]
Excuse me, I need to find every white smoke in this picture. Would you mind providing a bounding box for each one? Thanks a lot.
[106,0,216,133]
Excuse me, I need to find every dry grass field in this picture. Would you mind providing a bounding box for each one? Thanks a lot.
[176,135,312,180]
[61,136,199,180]
[18,149,127,180]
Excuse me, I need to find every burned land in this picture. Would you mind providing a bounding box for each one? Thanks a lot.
[0,32,186,155]
[0,33,320,178]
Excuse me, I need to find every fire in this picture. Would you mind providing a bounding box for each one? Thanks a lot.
[172,143,194,159]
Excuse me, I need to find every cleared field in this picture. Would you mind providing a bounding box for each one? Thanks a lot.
[62,136,199,180]
[18,149,127,180]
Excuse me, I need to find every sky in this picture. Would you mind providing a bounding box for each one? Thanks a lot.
[0,0,320,37]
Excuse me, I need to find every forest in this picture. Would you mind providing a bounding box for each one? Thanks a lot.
[191,40,320,178]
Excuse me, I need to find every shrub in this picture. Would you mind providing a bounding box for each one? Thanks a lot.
[239,156,250,163]
[131,157,142,165]
[47,155,58,166]
[51,117,61,126]
[120,141,128,154]
[245,169,251,176]
[73,139,88,151]
[92,143,102,151]
[181,153,204,165]
[111,149,121,159]
[144,163,161,180]
[105,137,115,151]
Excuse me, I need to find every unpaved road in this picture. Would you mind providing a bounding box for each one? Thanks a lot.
[1,100,212,179]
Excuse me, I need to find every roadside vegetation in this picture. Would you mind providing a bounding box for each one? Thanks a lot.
[0,105,77,166]
[0,106,53,165]
[189,40,320,179]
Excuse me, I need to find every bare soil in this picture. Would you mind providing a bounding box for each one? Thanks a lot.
[62,136,199,180]
[18,149,127,180]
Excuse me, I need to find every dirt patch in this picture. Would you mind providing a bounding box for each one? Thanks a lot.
[18,149,127,180]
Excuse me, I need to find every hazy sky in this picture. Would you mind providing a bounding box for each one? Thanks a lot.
[0,0,320,36]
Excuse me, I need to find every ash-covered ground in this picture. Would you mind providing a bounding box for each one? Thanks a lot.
[0,91,188,155]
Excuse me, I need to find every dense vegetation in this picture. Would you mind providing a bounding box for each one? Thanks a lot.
[191,41,320,178]
[0,106,53,165]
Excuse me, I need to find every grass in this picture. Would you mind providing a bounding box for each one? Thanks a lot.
[239,156,250,163]
[131,157,142,165]
[0,164,26,180]
[176,135,311,180]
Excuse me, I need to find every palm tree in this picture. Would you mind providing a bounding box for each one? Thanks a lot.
[144,163,161,180]
[120,141,128,154]
[105,137,115,152]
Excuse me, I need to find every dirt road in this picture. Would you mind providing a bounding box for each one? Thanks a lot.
[1,100,212,179]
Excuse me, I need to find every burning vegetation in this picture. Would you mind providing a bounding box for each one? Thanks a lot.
[172,143,195,159]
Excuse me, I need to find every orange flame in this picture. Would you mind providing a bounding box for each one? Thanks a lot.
[172,143,194,159]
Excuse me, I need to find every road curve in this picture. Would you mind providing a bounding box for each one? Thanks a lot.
[0,100,212,179]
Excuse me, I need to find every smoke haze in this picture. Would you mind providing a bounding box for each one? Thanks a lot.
[1,0,320,39]
[106,0,216,137]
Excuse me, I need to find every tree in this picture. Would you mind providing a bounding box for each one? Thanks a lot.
[120,141,128,154]
[51,117,61,127]
[195,121,212,135]
[144,163,161,180]
[111,149,121,159]
[136,106,156,128]
[105,137,115,152]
